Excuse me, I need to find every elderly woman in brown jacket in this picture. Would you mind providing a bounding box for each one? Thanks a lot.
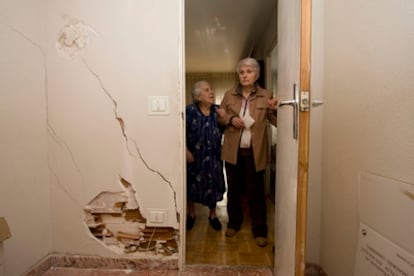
[217,57,278,247]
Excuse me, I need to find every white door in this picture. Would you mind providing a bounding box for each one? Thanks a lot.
[275,0,311,275]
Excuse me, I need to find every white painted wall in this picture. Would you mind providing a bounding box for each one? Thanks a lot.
[0,0,184,274]
[0,0,52,275]
[320,0,414,275]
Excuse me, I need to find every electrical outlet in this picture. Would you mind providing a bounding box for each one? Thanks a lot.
[147,208,168,227]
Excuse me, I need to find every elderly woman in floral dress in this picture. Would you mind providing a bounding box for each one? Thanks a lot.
[186,80,225,231]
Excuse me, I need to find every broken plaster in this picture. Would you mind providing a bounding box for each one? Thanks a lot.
[56,18,97,59]
[2,15,181,256]
[80,55,179,221]
[55,17,180,254]
[80,58,180,254]
[84,177,178,256]
[55,18,179,216]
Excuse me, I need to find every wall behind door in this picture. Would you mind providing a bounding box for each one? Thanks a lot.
[320,0,414,275]
[0,0,184,275]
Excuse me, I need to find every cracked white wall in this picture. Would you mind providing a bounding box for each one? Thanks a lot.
[47,0,183,256]
[0,0,184,274]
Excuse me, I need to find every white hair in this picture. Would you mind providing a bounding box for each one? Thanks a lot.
[191,80,210,103]
[236,57,260,75]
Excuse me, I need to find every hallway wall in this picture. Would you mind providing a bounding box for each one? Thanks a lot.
[0,1,52,275]
[320,0,414,275]
[0,1,184,275]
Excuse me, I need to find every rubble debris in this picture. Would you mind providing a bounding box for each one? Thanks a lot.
[84,187,178,256]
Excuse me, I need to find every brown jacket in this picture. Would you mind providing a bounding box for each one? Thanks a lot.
[219,85,277,171]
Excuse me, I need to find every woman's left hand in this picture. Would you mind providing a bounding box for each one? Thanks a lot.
[268,97,279,110]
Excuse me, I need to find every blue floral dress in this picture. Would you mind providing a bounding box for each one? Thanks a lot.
[186,103,225,208]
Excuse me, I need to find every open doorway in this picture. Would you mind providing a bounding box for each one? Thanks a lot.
[184,0,278,268]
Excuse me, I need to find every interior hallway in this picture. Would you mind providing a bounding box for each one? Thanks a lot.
[186,196,275,267]
[185,196,327,276]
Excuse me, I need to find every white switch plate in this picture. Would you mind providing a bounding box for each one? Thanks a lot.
[147,208,168,227]
[148,96,169,115]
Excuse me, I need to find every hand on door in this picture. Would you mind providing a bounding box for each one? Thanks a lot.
[268,97,280,110]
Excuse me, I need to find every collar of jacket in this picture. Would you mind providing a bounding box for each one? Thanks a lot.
[232,83,264,98]
[235,83,259,96]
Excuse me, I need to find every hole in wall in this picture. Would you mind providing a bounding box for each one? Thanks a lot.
[83,177,178,256]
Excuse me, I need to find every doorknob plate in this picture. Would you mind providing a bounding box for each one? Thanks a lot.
[300,91,309,112]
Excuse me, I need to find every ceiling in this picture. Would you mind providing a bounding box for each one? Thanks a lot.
[185,0,277,73]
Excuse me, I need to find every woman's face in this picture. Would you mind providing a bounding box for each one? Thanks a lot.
[238,65,259,87]
[196,83,215,105]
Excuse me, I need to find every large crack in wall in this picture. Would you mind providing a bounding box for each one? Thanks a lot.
[1,15,180,257]
[56,18,180,256]
[80,57,179,221]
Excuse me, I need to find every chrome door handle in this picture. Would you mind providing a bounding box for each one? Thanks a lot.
[279,84,299,140]
[312,100,324,107]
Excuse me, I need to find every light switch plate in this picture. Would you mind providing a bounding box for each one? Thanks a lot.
[148,96,169,115]
[147,208,168,227]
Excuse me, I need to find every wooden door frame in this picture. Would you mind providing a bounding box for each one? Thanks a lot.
[296,0,312,275]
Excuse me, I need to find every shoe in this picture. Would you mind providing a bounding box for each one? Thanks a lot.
[186,216,196,230]
[225,228,237,237]
[208,217,222,231]
[255,237,268,247]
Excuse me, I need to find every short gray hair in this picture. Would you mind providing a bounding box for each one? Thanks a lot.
[236,57,260,75]
[191,80,210,103]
